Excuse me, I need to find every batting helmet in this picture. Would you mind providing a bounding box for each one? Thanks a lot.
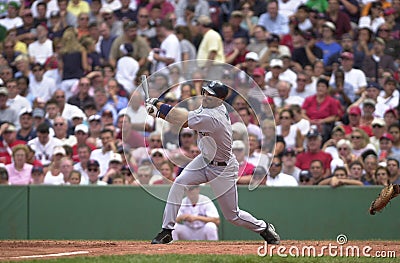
[201,81,229,99]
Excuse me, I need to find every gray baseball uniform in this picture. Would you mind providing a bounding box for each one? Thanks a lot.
[162,104,267,233]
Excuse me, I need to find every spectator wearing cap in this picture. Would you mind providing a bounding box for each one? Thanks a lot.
[0,122,26,164]
[302,78,341,141]
[326,34,363,71]
[28,23,53,65]
[259,33,291,68]
[388,123,400,155]
[109,20,150,69]
[370,118,386,150]
[360,99,377,127]
[27,63,55,102]
[32,107,50,132]
[67,0,89,17]
[258,0,289,36]
[342,106,373,136]
[42,145,67,184]
[266,155,298,186]
[292,30,323,69]
[85,159,107,185]
[0,87,18,127]
[225,36,249,66]
[101,152,124,183]
[281,148,301,182]
[378,77,399,109]
[196,15,225,68]
[98,6,123,39]
[350,82,389,118]
[0,2,23,30]
[28,123,63,166]
[316,21,342,65]
[295,128,333,177]
[229,10,250,41]
[17,108,37,142]
[114,44,138,94]
[67,77,95,109]
[329,52,367,96]
[90,128,117,178]
[362,37,397,82]
[72,123,95,159]
[150,19,181,73]
[385,108,399,127]
[265,58,288,91]
[30,165,44,184]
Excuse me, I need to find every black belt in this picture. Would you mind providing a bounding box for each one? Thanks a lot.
[204,158,227,166]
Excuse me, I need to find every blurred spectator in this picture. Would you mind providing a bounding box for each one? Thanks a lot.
[322,126,346,160]
[246,133,270,171]
[60,156,74,183]
[6,78,31,114]
[292,30,323,70]
[350,128,376,158]
[67,77,94,109]
[0,166,8,184]
[0,2,23,30]
[27,63,55,102]
[266,155,298,186]
[259,34,291,69]
[152,160,175,185]
[359,1,386,33]
[5,144,32,185]
[293,5,312,32]
[318,166,363,186]
[86,159,107,185]
[378,132,399,162]
[0,87,18,126]
[196,15,225,68]
[291,104,311,137]
[290,71,315,99]
[258,0,289,36]
[388,123,400,155]
[90,128,117,177]
[115,44,139,94]
[362,38,397,82]
[295,129,333,177]
[370,118,386,151]
[114,0,137,22]
[109,20,149,68]
[0,122,26,164]
[135,164,153,185]
[30,165,45,184]
[67,0,90,18]
[302,79,341,141]
[247,25,268,55]
[175,0,209,26]
[281,148,301,182]
[325,0,351,38]
[335,139,357,169]
[17,108,37,142]
[28,23,53,65]
[362,153,378,185]
[387,158,400,184]
[348,160,364,181]
[308,159,325,184]
[316,22,342,65]
[101,152,123,183]
[136,7,156,39]
[43,145,66,184]
[110,173,125,185]
[379,77,399,109]
[298,170,312,185]
[375,166,390,186]
[72,144,91,184]
[146,0,175,20]
[233,140,255,185]
[28,122,62,166]
[343,106,373,136]
[276,108,301,150]
[172,185,219,241]
[67,170,81,185]
[53,116,76,146]
[261,119,285,156]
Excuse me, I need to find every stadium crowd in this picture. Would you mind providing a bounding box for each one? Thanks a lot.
[0,0,399,187]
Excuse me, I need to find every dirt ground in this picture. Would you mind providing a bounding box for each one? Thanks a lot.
[0,240,398,261]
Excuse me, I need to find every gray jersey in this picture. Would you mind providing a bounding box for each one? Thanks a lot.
[188,105,232,162]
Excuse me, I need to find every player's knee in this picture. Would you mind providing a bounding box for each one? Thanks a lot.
[204,222,218,232]
[225,214,240,225]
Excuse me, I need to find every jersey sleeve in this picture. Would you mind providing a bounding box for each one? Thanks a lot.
[188,110,217,133]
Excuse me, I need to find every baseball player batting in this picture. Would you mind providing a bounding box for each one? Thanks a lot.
[146,80,280,244]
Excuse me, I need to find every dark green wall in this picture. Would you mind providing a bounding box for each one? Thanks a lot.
[1,186,399,240]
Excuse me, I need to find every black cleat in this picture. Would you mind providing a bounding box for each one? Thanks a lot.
[151,228,173,244]
[260,223,280,244]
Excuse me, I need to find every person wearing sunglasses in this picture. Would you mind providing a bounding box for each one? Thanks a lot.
[146,80,280,245]
[86,159,107,185]
[265,155,298,186]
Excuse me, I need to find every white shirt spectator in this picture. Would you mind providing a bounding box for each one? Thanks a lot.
[115,56,139,94]
[155,33,181,72]
[90,149,114,178]
[43,171,64,185]
[28,137,63,166]
[293,118,310,136]
[7,95,32,114]
[330,68,367,95]
[28,38,53,65]
[73,162,89,185]
[378,89,399,109]
[28,75,56,102]
[266,173,298,186]
[31,0,59,18]
[0,16,23,30]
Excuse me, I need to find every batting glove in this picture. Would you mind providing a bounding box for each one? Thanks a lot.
[146,98,159,106]
[146,104,158,118]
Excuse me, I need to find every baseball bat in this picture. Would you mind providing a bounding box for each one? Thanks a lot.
[141,75,149,100]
